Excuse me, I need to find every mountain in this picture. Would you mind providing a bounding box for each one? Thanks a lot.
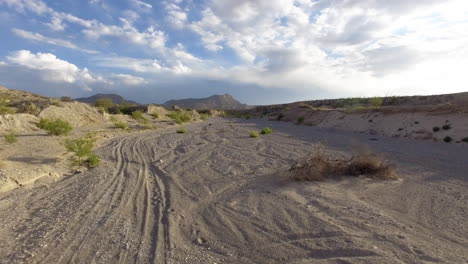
[164,94,249,110]
[75,94,139,105]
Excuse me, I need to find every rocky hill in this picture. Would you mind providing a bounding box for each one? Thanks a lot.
[164,94,248,110]
[75,94,139,105]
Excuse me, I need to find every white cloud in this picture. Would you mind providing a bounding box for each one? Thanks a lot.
[12,28,98,54]
[131,0,152,9]
[111,74,148,86]
[164,1,187,29]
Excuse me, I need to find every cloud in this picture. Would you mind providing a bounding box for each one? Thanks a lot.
[131,0,152,9]
[164,1,187,29]
[12,28,98,54]
[111,74,147,86]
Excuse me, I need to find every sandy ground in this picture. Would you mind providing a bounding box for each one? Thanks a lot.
[0,117,467,264]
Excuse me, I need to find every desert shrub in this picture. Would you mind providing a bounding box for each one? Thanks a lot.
[38,118,73,136]
[4,131,17,144]
[0,98,15,115]
[433,126,440,132]
[442,124,451,130]
[114,121,128,130]
[230,123,235,128]
[297,116,305,123]
[261,127,272,134]
[289,145,397,181]
[151,112,159,119]
[143,123,152,129]
[245,114,251,120]
[22,103,41,115]
[277,113,284,121]
[131,110,144,120]
[249,131,260,138]
[109,115,118,123]
[86,153,101,168]
[369,97,383,108]
[461,137,468,143]
[443,136,452,143]
[65,134,97,166]
[50,99,62,107]
[167,110,191,124]
[94,98,114,112]
[200,113,209,121]
[60,96,72,102]
[176,128,187,133]
[152,125,158,129]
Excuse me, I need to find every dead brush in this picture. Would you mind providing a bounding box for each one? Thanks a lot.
[289,145,397,181]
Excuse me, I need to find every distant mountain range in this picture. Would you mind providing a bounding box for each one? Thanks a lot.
[75,94,140,105]
[164,94,249,110]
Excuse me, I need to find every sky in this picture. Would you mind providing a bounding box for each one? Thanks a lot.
[0,0,467,105]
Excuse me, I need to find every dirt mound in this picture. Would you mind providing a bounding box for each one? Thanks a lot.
[0,114,39,133]
[39,102,105,127]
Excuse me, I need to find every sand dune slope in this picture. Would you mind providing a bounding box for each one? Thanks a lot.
[0,118,467,264]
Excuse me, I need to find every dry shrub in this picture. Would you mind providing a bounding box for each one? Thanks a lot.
[289,145,397,181]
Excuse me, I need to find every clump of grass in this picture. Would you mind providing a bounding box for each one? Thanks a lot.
[167,110,192,124]
[65,133,100,168]
[200,113,209,121]
[229,123,235,128]
[369,97,383,108]
[4,130,17,144]
[151,112,159,119]
[432,126,440,132]
[0,98,15,115]
[277,113,284,121]
[245,114,251,120]
[114,121,128,130]
[443,136,452,143]
[249,131,260,138]
[143,123,152,129]
[176,128,187,134]
[152,125,158,129]
[261,127,272,135]
[94,98,114,113]
[297,116,304,124]
[442,124,451,130]
[38,118,73,136]
[22,103,41,115]
[131,110,144,120]
[289,145,397,181]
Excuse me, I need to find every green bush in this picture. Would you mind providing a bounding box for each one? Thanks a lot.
[114,121,128,130]
[462,137,468,143]
[261,127,272,135]
[249,131,260,138]
[151,112,159,119]
[143,123,152,129]
[443,136,452,143]
[433,126,440,132]
[176,128,187,133]
[0,98,15,115]
[200,113,209,121]
[94,98,114,112]
[131,110,144,120]
[65,134,95,166]
[167,110,192,124]
[4,131,17,144]
[38,118,73,136]
[297,116,304,123]
[369,97,383,108]
[230,123,235,128]
[277,113,284,121]
[86,153,101,168]
[245,114,251,120]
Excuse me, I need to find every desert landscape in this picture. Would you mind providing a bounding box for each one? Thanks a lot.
[0,84,467,264]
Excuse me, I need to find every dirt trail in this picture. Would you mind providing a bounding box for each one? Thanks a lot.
[0,118,467,264]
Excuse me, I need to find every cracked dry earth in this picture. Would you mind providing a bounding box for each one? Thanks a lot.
[0,118,467,264]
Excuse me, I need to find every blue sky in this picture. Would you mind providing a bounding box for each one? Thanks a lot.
[0,0,467,104]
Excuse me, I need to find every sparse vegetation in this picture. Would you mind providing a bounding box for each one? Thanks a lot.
[289,145,397,181]
[277,113,284,121]
[151,112,159,119]
[433,126,440,132]
[38,118,73,136]
[22,102,41,115]
[369,97,383,108]
[114,121,128,130]
[443,136,452,143]
[462,137,468,143]
[60,96,72,102]
[65,133,100,167]
[229,123,235,128]
[143,123,152,129]
[249,131,260,138]
[245,114,251,120]
[261,127,272,135]
[0,98,15,115]
[131,110,144,120]
[4,130,17,144]
[176,128,187,133]
[297,116,304,124]
[167,110,192,124]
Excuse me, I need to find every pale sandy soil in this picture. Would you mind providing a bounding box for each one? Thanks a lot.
[0,117,466,264]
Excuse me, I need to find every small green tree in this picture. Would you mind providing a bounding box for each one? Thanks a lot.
[65,134,100,167]
[4,130,17,144]
[261,127,272,134]
[94,98,114,112]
